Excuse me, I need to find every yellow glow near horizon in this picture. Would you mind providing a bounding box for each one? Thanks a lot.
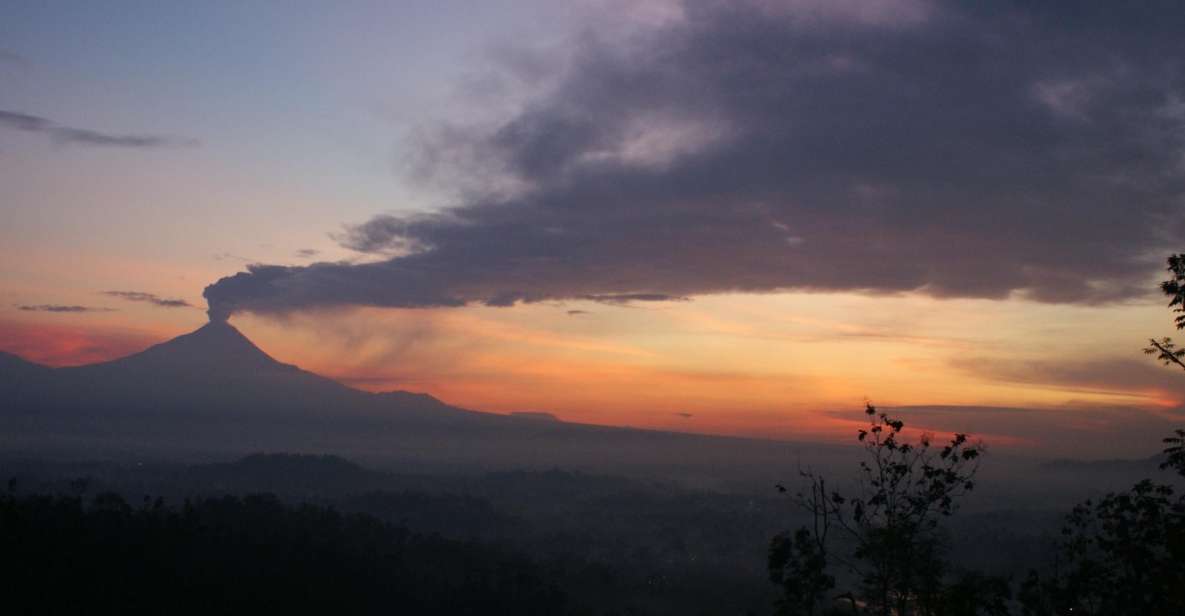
[3,257,1181,455]
[198,290,1180,444]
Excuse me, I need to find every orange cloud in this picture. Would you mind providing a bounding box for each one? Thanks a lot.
[0,319,165,366]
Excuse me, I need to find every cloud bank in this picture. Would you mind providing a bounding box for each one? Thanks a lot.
[952,355,1185,403]
[205,1,1185,321]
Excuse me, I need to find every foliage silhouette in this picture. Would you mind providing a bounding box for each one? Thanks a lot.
[1146,254,1185,372]
[770,404,1001,615]
[1017,473,1185,614]
[1019,254,1185,615]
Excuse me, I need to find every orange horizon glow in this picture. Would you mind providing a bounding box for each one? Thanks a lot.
[4,289,1181,457]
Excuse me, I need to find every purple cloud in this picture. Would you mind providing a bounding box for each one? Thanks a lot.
[204,1,1185,320]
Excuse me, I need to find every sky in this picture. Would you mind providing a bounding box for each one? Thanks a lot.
[3,0,1185,457]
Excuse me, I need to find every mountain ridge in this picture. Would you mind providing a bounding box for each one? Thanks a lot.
[0,320,830,478]
[78,320,302,374]
[0,350,49,371]
[1,321,454,409]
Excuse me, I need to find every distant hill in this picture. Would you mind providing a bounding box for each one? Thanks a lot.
[1041,455,1165,473]
[0,351,51,374]
[0,351,53,400]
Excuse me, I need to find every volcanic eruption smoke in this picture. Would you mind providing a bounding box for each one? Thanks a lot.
[200,0,1184,322]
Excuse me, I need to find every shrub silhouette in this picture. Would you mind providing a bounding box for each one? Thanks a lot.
[1018,254,1185,615]
[770,404,1000,615]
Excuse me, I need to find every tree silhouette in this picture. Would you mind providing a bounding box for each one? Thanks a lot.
[1018,473,1185,614]
[770,404,997,615]
[1144,255,1185,480]
[1145,254,1185,371]
[1020,254,1185,615]
[768,526,834,615]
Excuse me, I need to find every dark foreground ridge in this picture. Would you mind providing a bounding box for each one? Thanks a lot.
[0,489,565,615]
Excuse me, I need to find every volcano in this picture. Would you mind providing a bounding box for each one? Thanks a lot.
[0,321,495,457]
[0,321,811,474]
[9,320,465,420]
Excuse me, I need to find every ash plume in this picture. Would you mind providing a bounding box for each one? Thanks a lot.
[204,1,1185,321]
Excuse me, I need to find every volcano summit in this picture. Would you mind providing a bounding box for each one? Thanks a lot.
[0,321,804,475]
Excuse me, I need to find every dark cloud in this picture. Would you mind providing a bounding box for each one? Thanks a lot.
[567,309,590,316]
[583,294,689,305]
[674,412,694,419]
[0,110,50,132]
[17,304,114,313]
[103,291,193,309]
[204,1,1185,320]
[951,356,1185,401]
[295,248,320,259]
[0,109,197,149]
